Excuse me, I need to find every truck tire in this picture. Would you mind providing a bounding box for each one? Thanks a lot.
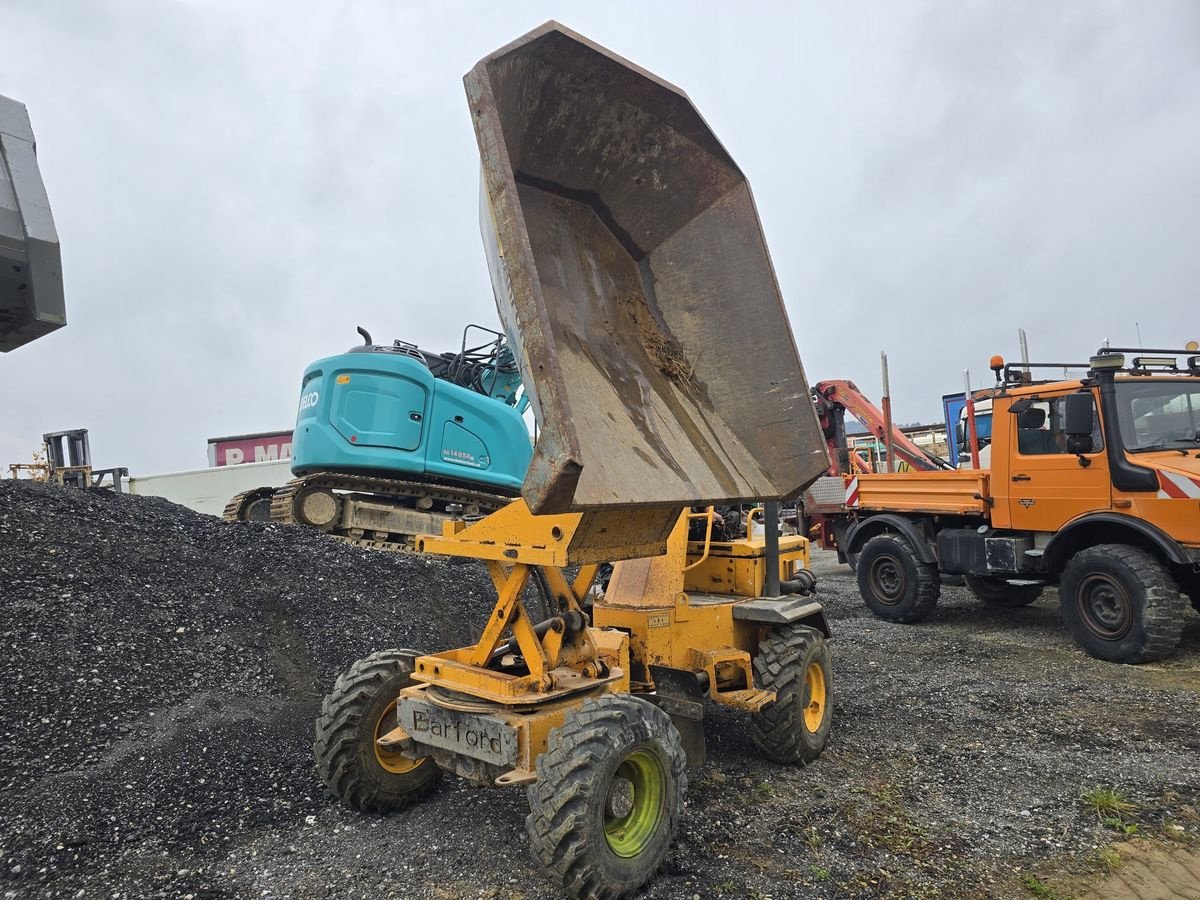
[1059,545,1187,663]
[750,624,832,765]
[964,574,1043,608]
[526,694,686,900]
[856,533,940,623]
[313,649,440,813]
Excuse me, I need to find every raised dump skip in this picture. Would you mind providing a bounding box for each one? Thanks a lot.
[0,95,64,352]
[467,22,828,514]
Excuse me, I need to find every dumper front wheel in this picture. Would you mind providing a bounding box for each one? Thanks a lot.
[751,624,832,765]
[313,649,439,813]
[526,694,687,900]
[856,533,940,623]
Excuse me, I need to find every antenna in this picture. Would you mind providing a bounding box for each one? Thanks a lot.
[1135,321,1144,346]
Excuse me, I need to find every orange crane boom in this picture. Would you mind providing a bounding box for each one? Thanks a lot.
[812,380,952,475]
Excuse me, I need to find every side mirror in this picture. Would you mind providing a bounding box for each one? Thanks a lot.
[1066,434,1093,454]
[1063,393,1095,436]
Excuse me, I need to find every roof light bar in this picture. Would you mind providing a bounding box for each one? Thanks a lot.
[1131,356,1178,369]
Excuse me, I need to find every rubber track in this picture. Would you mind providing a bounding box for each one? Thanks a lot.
[313,649,438,813]
[1062,544,1188,663]
[269,473,512,552]
[750,624,828,765]
[221,486,275,523]
[526,695,687,900]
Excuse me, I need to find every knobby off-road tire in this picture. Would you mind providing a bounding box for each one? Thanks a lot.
[313,649,439,813]
[856,533,940,623]
[526,694,687,900]
[1059,545,1187,663]
[751,624,832,765]
[964,574,1043,608]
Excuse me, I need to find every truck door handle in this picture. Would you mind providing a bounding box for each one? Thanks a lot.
[1011,474,1031,482]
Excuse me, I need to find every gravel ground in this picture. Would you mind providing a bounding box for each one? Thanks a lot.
[1,481,1197,900]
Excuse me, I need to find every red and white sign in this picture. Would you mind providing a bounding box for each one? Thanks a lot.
[207,431,293,467]
[1156,470,1200,499]
[844,475,860,508]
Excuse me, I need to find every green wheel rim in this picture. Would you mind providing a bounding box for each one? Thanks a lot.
[603,748,666,858]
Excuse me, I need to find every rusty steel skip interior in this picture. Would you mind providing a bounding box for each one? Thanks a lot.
[468,22,828,529]
[387,20,833,758]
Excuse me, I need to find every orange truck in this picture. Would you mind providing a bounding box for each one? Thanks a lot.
[830,347,1200,663]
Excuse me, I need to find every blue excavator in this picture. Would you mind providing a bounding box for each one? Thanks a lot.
[223,323,533,550]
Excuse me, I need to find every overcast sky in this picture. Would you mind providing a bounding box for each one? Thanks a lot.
[2,0,1198,475]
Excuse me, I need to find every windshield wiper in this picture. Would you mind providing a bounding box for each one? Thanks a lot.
[1132,437,1198,453]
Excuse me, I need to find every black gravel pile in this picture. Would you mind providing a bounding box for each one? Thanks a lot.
[0,480,496,899]
[2,480,1198,900]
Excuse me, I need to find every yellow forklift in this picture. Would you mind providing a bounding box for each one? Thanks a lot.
[314,23,834,899]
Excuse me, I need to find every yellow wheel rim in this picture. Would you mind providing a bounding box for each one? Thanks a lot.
[603,749,667,858]
[803,662,827,734]
[373,699,422,775]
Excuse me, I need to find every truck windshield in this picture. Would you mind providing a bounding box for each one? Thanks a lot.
[1113,380,1200,451]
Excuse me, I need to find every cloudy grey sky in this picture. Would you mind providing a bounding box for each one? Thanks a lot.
[2,0,1198,475]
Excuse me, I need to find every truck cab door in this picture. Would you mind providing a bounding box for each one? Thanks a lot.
[1006,393,1111,531]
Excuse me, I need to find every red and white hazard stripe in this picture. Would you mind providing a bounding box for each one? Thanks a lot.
[1157,470,1200,499]
[845,476,860,508]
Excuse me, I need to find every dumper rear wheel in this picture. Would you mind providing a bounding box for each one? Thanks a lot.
[314,649,439,813]
[751,624,832,765]
[856,533,940,623]
[1059,545,1186,663]
[526,694,686,900]
[965,574,1043,608]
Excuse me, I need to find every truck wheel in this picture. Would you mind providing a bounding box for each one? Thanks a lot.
[751,624,832,765]
[856,533,940,623]
[313,649,439,813]
[526,694,686,900]
[964,574,1043,608]
[1059,545,1187,663]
